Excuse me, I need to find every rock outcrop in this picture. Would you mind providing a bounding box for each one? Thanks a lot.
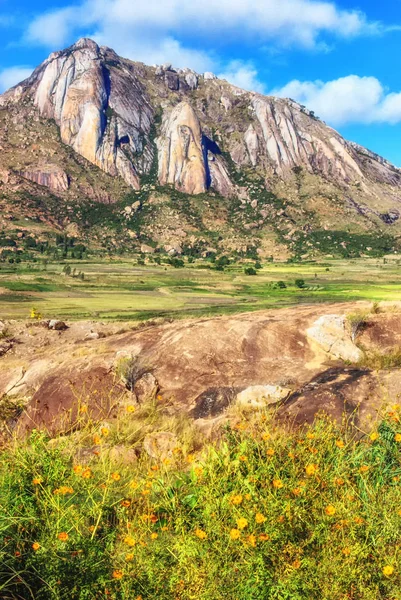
[157,102,207,195]
[19,165,69,192]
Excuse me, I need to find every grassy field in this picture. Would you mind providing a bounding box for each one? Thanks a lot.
[2,405,401,599]
[0,256,400,321]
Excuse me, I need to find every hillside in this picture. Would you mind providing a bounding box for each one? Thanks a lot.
[1,37,401,261]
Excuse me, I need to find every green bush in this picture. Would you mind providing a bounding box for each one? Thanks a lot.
[244,267,257,276]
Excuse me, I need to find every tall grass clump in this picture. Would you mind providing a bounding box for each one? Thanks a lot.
[2,410,401,599]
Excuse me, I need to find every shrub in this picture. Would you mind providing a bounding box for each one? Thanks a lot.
[295,278,305,288]
[244,267,257,276]
[347,311,369,342]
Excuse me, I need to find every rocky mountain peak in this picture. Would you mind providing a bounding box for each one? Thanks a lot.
[1,38,401,256]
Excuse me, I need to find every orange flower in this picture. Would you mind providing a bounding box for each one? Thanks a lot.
[262,433,271,441]
[230,528,241,540]
[292,559,301,569]
[57,532,69,542]
[125,553,134,562]
[32,477,43,485]
[292,487,302,496]
[186,454,195,463]
[259,533,270,541]
[288,452,295,459]
[354,516,364,525]
[100,427,110,437]
[342,547,351,556]
[120,500,131,508]
[255,513,266,524]
[244,493,251,501]
[231,494,243,505]
[81,468,92,479]
[305,464,318,476]
[111,472,121,481]
[150,533,158,540]
[195,528,207,540]
[334,478,345,486]
[237,517,248,530]
[273,479,283,489]
[73,465,83,475]
[359,465,369,474]
[79,404,88,414]
[239,455,247,462]
[306,432,315,440]
[336,440,345,449]
[32,542,40,551]
[112,570,123,579]
[247,534,257,547]
[266,448,275,456]
[194,467,203,478]
[325,505,336,517]
[93,434,101,445]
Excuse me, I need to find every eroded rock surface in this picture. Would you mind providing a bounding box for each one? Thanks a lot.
[1,303,401,436]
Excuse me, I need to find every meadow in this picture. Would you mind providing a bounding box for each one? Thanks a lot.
[1,403,401,599]
[0,256,400,321]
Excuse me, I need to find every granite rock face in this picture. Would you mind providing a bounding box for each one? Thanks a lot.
[157,101,207,195]
[19,165,69,192]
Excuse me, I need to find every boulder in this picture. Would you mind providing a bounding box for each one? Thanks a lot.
[48,320,68,331]
[143,431,178,460]
[134,372,159,403]
[306,314,363,363]
[236,385,291,408]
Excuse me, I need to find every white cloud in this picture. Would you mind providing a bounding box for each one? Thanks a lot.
[218,61,266,93]
[272,75,401,126]
[24,0,375,73]
[0,66,33,92]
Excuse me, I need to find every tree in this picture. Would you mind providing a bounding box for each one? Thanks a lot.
[244,267,257,276]
[295,279,305,289]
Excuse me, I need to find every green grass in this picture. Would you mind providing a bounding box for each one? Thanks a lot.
[0,257,401,320]
[2,408,401,599]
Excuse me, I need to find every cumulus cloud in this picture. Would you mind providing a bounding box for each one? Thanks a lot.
[24,0,375,73]
[272,75,401,126]
[218,61,266,93]
[0,66,33,92]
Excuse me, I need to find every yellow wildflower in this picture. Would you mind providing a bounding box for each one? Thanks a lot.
[247,534,257,547]
[325,505,336,517]
[57,532,69,542]
[231,494,243,505]
[126,405,136,413]
[383,565,394,577]
[255,513,266,524]
[370,432,379,441]
[273,479,283,489]
[32,542,40,551]
[305,464,318,476]
[395,433,401,442]
[124,536,136,547]
[336,440,345,449]
[230,528,241,540]
[237,517,248,530]
[111,472,121,481]
[32,477,43,485]
[150,533,158,540]
[195,528,207,540]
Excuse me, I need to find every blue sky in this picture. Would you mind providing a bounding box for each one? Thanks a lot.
[1,0,401,164]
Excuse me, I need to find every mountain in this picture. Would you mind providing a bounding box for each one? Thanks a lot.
[1,37,400,260]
